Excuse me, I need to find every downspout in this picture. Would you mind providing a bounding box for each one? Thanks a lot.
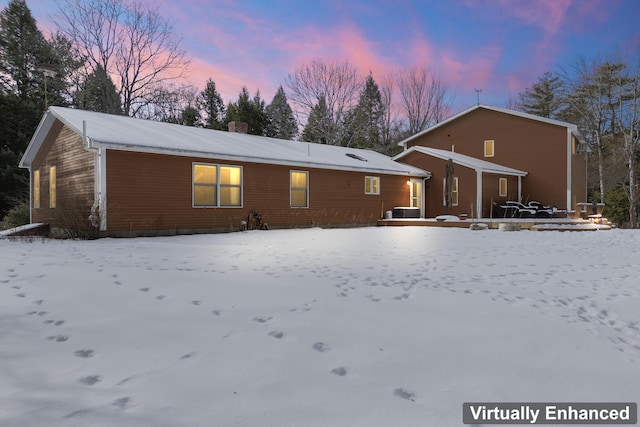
[566,129,572,212]
[83,121,105,232]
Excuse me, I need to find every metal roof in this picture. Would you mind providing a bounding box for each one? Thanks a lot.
[20,107,429,177]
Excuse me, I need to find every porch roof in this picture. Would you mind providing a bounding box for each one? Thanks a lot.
[394,146,528,177]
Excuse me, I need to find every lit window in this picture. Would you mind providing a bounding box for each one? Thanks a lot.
[34,169,40,209]
[290,171,308,208]
[219,166,242,206]
[193,163,242,207]
[365,176,380,195]
[499,178,507,197]
[443,177,459,206]
[49,166,56,208]
[484,140,494,157]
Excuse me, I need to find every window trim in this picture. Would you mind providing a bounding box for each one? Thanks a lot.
[33,169,40,209]
[49,166,56,208]
[499,177,508,197]
[192,162,243,208]
[484,140,495,157]
[290,170,309,208]
[365,176,380,195]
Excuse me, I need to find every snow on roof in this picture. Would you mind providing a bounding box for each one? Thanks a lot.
[20,107,429,177]
[394,146,527,176]
[397,104,586,147]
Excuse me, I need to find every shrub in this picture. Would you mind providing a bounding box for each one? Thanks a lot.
[3,201,30,228]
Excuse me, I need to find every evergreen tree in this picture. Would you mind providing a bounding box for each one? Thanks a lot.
[76,64,122,114]
[225,87,268,135]
[302,96,333,144]
[0,0,60,217]
[199,79,225,130]
[0,0,46,100]
[517,72,565,119]
[265,86,297,139]
[344,74,385,149]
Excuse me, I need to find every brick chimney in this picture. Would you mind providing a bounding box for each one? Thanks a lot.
[228,121,248,134]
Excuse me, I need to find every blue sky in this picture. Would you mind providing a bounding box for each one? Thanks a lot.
[5,0,640,113]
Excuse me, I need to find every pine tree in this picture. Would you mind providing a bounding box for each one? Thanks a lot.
[265,86,297,139]
[199,79,225,130]
[225,87,268,135]
[518,72,565,119]
[344,74,385,149]
[0,0,51,217]
[76,64,122,114]
[302,96,333,144]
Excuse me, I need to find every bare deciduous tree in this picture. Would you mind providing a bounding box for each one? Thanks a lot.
[395,65,453,134]
[55,0,190,117]
[286,59,362,145]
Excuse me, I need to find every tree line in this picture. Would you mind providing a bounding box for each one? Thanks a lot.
[514,57,640,228]
[1,0,638,227]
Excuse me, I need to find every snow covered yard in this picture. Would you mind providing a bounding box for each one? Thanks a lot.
[1,226,638,427]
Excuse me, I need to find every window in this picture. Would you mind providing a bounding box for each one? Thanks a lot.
[290,171,308,208]
[443,177,459,206]
[484,140,494,157]
[219,166,242,206]
[365,176,380,195]
[34,169,40,209]
[49,166,56,208]
[499,178,508,197]
[193,163,242,207]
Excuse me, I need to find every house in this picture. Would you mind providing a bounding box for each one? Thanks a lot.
[393,105,588,219]
[19,107,429,237]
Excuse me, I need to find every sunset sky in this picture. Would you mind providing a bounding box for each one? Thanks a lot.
[6,0,640,113]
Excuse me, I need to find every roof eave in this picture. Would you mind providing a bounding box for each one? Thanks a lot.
[92,140,430,177]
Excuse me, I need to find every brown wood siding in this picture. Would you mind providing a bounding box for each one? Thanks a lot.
[571,148,587,208]
[482,174,519,216]
[400,150,518,217]
[406,108,573,209]
[31,122,95,228]
[105,149,414,233]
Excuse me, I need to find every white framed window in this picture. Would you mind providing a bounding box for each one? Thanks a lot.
[484,140,494,157]
[290,170,308,208]
[443,177,459,206]
[499,178,508,197]
[192,163,242,207]
[33,169,40,209]
[365,176,380,195]
[49,166,56,208]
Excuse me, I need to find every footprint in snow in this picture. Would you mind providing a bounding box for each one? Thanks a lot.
[113,397,132,410]
[331,367,347,376]
[139,287,150,292]
[252,316,272,323]
[312,342,330,352]
[74,349,94,358]
[268,331,284,339]
[393,388,416,401]
[78,375,101,386]
[46,335,69,342]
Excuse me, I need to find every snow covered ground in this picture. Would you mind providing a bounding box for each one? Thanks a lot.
[1,226,638,426]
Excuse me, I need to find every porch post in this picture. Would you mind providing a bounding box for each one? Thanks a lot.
[476,170,483,219]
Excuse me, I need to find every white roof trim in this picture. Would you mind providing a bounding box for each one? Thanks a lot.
[394,146,527,177]
[20,107,429,177]
[397,104,586,148]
